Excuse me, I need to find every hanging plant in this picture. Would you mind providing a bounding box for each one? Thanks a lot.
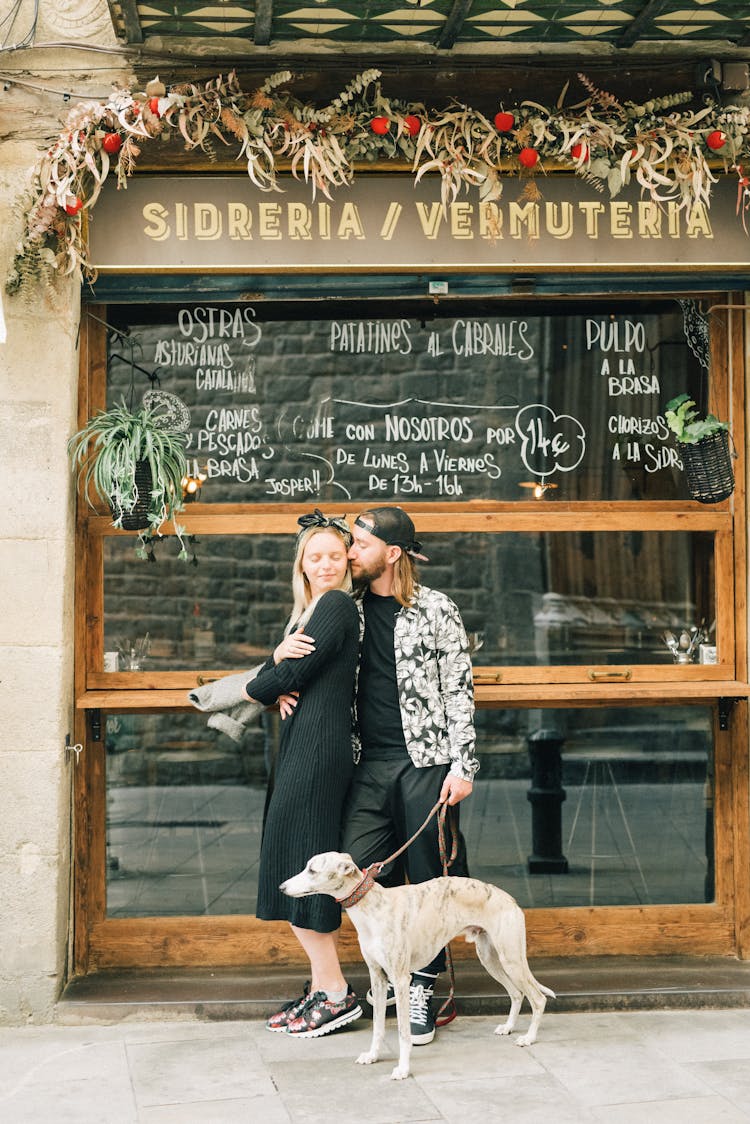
[664,394,728,444]
[665,394,735,504]
[67,398,189,558]
[7,69,750,295]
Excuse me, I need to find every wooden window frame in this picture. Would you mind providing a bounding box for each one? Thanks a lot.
[70,297,750,973]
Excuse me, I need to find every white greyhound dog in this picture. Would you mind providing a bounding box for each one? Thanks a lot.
[280,851,555,1081]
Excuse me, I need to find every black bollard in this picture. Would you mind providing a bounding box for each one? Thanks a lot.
[527,728,569,874]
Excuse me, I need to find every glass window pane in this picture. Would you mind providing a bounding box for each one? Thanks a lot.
[103,534,297,670]
[105,709,272,917]
[454,530,716,667]
[470,705,714,907]
[102,531,716,671]
[105,704,714,916]
[106,299,708,503]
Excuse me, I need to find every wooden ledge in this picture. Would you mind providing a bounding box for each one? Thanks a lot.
[475,681,750,707]
[76,681,750,711]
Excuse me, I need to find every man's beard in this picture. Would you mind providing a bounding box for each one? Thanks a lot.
[352,557,387,585]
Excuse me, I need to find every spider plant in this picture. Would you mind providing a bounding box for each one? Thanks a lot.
[68,398,188,557]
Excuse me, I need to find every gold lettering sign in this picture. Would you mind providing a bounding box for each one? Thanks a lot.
[88,174,746,273]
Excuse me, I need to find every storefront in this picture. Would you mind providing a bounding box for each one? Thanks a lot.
[68,160,750,975]
[4,6,750,1018]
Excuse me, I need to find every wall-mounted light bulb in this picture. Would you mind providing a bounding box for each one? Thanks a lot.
[181,470,207,502]
[519,479,558,499]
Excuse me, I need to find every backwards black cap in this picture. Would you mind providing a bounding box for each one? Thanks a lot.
[355,507,429,562]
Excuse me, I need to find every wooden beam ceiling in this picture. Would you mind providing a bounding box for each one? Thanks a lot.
[437,0,474,51]
[618,0,672,50]
[254,0,272,47]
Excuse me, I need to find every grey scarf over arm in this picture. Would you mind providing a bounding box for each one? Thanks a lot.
[188,665,266,742]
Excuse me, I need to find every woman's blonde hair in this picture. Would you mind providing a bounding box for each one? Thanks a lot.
[286,525,352,634]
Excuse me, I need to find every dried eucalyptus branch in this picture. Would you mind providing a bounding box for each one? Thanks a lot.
[8,70,750,296]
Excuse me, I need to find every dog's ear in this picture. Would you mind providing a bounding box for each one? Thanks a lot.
[337,855,359,878]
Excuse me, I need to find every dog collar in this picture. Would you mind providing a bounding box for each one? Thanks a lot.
[336,863,381,909]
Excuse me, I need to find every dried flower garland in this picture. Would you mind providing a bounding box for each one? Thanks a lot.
[7,69,750,295]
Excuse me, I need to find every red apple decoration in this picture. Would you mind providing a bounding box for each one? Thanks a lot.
[519,147,539,168]
[570,142,589,160]
[706,130,726,151]
[65,197,83,216]
[403,114,421,137]
[371,116,390,135]
[102,132,122,155]
[148,96,161,116]
[494,111,515,132]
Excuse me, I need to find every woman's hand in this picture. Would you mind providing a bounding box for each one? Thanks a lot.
[279,692,299,719]
[273,627,316,665]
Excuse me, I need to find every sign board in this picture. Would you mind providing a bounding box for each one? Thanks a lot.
[89,173,748,273]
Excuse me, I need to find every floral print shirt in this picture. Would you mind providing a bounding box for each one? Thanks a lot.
[353,585,479,781]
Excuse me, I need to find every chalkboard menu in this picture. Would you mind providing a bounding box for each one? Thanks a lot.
[106,299,707,503]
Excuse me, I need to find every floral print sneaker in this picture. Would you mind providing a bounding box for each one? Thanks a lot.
[285,985,362,1038]
[265,980,310,1033]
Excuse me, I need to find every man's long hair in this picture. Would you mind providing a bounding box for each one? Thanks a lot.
[391,550,418,608]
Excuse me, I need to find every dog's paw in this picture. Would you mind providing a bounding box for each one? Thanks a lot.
[515,1032,536,1047]
[494,1021,513,1037]
[390,1065,410,1080]
[356,1051,379,1066]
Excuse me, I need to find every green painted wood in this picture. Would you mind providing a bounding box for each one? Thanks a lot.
[104,2,750,47]
[83,271,749,304]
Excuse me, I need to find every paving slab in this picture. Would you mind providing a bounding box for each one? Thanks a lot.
[2,1008,750,1123]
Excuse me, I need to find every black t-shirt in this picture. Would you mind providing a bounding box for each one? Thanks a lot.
[357,590,408,759]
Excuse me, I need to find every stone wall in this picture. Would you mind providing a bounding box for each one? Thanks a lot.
[0,3,129,1023]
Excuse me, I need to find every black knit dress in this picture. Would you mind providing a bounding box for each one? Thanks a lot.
[248,589,359,932]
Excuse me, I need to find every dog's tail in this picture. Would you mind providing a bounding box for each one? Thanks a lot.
[539,984,556,999]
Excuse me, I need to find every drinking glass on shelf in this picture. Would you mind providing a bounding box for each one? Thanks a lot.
[116,633,151,671]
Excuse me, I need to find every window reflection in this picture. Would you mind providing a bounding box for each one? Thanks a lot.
[105,705,713,916]
[103,531,715,670]
[472,705,714,907]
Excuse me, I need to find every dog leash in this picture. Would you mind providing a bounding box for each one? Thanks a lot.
[336,797,450,907]
[336,797,460,1025]
[435,802,458,1027]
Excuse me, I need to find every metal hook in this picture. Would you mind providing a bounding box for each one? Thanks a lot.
[64,734,84,763]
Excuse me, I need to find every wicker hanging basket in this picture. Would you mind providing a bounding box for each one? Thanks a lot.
[116,460,153,530]
[679,430,735,504]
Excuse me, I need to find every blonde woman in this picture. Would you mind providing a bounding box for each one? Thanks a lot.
[244,510,361,1037]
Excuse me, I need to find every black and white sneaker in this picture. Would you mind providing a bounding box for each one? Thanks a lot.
[409,975,436,1045]
[365,982,397,1009]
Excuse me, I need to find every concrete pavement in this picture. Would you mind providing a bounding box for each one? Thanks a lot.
[2,1005,750,1122]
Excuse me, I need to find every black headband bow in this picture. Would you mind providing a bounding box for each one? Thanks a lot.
[297,509,352,542]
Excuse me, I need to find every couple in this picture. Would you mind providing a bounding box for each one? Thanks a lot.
[244,506,479,1044]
